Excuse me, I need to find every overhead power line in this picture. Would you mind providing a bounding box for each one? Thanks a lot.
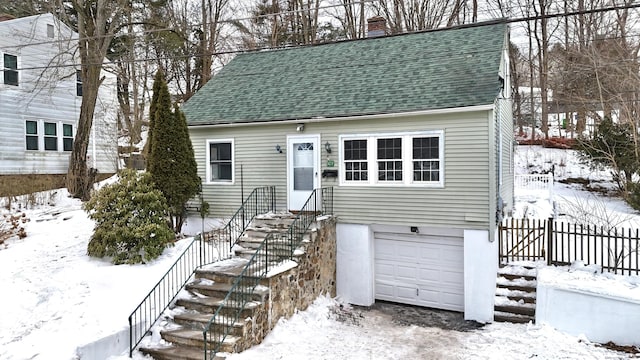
[4,1,640,72]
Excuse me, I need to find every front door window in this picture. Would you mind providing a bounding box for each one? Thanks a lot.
[293,142,314,191]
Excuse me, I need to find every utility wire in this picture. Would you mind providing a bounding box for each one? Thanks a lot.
[3,1,640,72]
[0,0,380,50]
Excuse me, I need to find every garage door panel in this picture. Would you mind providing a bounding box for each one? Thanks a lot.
[396,285,417,300]
[396,265,417,279]
[441,292,464,309]
[435,270,463,284]
[376,283,395,298]
[374,231,464,312]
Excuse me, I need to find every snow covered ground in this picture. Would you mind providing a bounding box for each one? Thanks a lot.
[1,146,639,359]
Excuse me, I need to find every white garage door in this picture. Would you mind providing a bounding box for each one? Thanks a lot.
[374,231,464,312]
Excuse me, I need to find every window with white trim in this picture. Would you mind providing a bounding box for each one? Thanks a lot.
[340,131,444,187]
[207,139,233,183]
[25,120,38,150]
[412,136,440,182]
[25,121,74,152]
[63,124,73,151]
[3,54,18,86]
[44,122,57,151]
[377,137,402,181]
[344,139,368,182]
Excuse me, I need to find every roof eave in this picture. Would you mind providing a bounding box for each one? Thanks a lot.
[187,103,495,128]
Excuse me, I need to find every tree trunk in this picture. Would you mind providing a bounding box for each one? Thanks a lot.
[66,0,124,200]
[67,62,103,200]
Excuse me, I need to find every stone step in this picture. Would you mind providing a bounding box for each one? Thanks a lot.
[498,273,537,282]
[139,344,226,360]
[235,248,303,261]
[494,304,536,317]
[251,217,296,229]
[173,312,247,336]
[195,259,265,285]
[160,329,240,354]
[495,286,536,298]
[499,294,536,304]
[236,238,294,250]
[186,279,269,302]
[243,228,287,238]
[493,312,534,324]
[496,283,536,293]
[176,296,262,318]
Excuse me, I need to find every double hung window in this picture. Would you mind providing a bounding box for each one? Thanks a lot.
[341,131,443,187]
[3,54,18,86]
[208,140,233,183]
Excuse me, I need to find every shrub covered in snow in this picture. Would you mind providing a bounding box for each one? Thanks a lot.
[84,169,173,264]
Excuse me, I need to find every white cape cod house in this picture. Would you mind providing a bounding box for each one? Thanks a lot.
[183,20,514,322]
[0,13,117,176]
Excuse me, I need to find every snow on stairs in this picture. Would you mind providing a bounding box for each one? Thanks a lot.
[139,257,266,360]
[140,212,314,360]
[234,213,317,261]
[494,264,538,324]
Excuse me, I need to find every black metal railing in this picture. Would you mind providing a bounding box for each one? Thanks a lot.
[128,186,275,357]
[203,187,333,359]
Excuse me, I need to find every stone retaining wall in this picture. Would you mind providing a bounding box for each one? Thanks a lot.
[244,216,337,349]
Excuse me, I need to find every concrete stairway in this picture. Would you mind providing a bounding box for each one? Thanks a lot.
[494,264,538,324]
[139,212,313,360]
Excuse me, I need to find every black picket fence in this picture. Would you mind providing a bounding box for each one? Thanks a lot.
[499,218,640,275]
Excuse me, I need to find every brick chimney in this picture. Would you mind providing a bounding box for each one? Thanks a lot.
[367,16,386,38]
[0,14,15,22]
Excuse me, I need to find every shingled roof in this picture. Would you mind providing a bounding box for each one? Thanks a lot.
[184,21,507,126]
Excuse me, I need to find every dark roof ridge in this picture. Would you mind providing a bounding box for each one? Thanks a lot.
[237,18,509,56]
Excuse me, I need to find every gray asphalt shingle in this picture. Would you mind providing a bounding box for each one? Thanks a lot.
[183,22,507,126]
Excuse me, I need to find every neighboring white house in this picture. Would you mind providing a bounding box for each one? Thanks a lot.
[0,13,118,176]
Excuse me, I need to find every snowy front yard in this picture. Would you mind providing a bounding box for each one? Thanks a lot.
[1,145,640,359]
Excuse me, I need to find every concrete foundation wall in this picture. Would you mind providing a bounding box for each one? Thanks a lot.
[537,269,640,346]
[463,229,497,323]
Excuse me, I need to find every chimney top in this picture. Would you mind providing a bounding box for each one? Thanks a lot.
[367,16,387,38]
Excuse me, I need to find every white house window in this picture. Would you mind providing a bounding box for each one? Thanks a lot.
[412,137,440,182]
[25,120,38,150]
[44,122,58,151]
[63,124,73,151]
[344,139,368,181]
[340,130,444,187]
[208,140,233,183]
[3,54,18,86]
[377,137,402,181]
[47,24,54,38]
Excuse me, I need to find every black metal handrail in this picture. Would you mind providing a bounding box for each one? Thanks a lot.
[203,187,333,359]
[128,186,275,357]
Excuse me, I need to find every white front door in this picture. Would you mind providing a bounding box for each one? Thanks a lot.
[287,135,320,210]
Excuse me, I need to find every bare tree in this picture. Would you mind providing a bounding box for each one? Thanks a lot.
[61,0,128,200]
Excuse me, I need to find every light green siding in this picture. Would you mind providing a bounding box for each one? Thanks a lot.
[499,98,515,212]
[189,109,492,230]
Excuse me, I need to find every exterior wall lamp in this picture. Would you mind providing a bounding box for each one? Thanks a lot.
[296,123,305,132]
[325,141,332,153]
[275,144,282,153]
